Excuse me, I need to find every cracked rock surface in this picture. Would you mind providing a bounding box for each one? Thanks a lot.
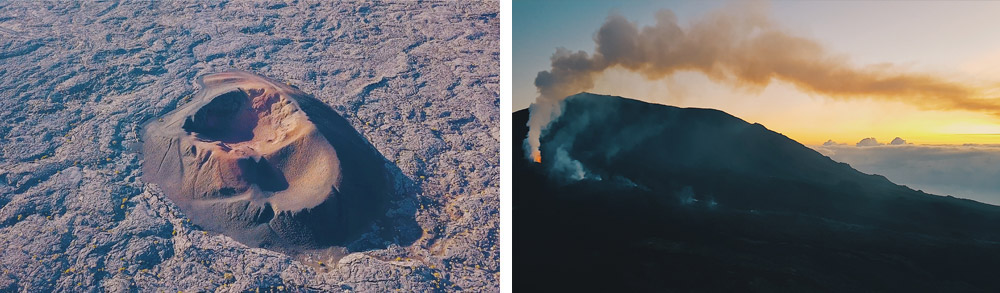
[0,1,499,292]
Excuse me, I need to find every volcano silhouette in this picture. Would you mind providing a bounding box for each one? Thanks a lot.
[514,93,1000,291]
[142,71,389,250]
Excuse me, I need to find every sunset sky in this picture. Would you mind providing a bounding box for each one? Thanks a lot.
[513,0,1000,145]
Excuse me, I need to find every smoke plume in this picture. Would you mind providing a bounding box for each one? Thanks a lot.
[525,2,1000,161]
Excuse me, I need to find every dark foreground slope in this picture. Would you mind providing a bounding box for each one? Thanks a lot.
[514,93,1000,292]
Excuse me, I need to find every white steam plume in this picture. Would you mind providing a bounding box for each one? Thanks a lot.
[524,2,1000,161]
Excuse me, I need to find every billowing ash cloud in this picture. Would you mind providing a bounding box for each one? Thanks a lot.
[856,137,881,147]
[524,1,1000,161]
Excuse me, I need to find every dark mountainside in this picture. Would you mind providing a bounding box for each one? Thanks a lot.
[514,93,1000,292]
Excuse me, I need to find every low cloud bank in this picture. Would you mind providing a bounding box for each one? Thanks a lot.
[812,143,1000,205]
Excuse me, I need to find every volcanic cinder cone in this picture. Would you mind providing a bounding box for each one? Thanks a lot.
[142,71,388,249]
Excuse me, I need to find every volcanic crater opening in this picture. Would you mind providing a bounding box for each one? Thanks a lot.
[142,71,390,251]
[182,89,259,143]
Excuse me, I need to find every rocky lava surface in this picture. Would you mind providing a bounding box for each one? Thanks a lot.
[0,1,498,292]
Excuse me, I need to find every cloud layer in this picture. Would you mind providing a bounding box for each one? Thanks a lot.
[813,144,1000,205]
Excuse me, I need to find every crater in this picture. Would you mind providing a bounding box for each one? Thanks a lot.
[142,71,389,250]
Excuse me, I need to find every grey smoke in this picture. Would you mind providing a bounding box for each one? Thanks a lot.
[539,93,670,183]
[551,146,598,181]
[677,186,697,205]
[525,1,1000,162]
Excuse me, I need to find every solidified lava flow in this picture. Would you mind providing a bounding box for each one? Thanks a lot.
[142,71,389,249]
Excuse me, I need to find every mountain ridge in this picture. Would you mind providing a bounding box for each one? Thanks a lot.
[514,92,1000,291]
